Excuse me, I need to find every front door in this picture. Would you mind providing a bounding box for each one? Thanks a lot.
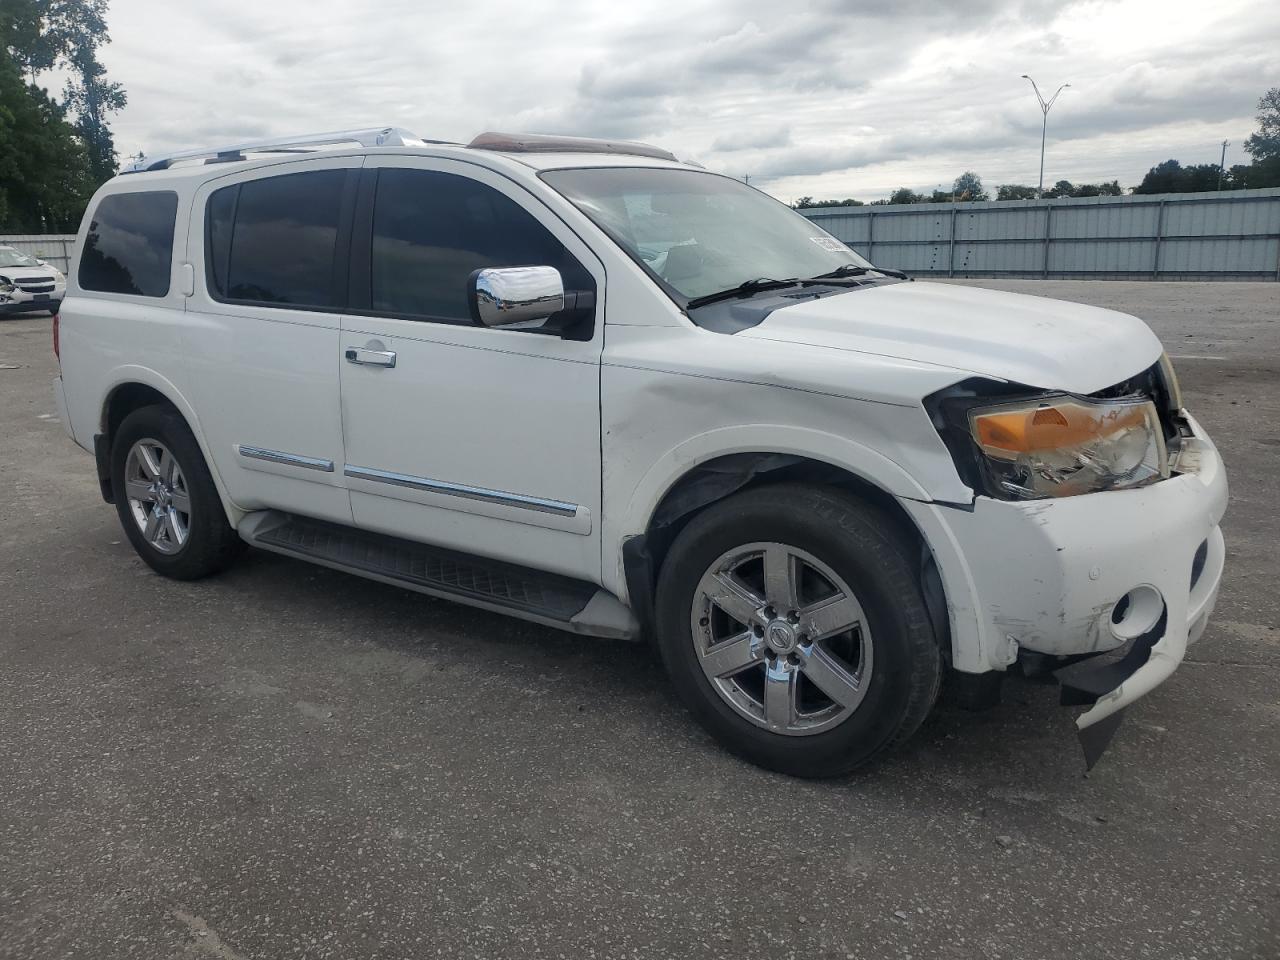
[338,158,605,581]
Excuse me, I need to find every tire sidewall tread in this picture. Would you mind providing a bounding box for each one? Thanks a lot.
[655,483,941,779]
[110,405,243,580]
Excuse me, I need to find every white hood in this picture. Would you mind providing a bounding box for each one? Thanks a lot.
[740,280,1164,394]
[0,264,58,281]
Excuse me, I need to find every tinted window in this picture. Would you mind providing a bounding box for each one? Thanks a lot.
[206,186,235,298]
[213,169,346,307]
[370,169,590,322]
[79,191,178,297]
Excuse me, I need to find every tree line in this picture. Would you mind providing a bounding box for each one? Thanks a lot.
[795,87,1280,209]
[0,0,125,232]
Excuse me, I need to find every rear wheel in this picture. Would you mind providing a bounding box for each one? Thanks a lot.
[655,483,941,778]
[110,406,244,579]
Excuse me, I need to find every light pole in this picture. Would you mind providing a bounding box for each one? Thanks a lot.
[1021,75,1070,198]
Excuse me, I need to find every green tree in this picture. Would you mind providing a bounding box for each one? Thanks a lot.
[0,51,96,230]
[951,171,987,201]
[1134,159,1225,194]
[4,0,125,181]
[1067,180,1122,197]
[1227,157,1280,189]
[887,187,923,204]
[793,197,864,209]
[1243,87,1279,162]
[1226,88,1280,189]
[996,183,1038,200]
[63,42,125,181]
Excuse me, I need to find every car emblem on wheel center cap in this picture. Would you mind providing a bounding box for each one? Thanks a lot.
[766,620,798,654]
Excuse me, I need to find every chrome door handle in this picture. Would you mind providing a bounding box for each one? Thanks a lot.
[345,347,397,368]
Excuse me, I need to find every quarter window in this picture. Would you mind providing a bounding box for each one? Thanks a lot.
[79,191,178,297]
[368,169,591,323]
[207,169,348,308]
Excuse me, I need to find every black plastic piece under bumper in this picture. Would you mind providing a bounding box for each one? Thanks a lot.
[93,433,114,503]
[1052,613,1164,769]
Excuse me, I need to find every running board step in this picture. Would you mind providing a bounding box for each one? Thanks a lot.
[238,512,638,640]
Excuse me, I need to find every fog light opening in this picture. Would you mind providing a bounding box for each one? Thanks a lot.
[1110,585,1164,641]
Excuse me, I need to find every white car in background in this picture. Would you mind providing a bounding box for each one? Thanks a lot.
[0,245,66,317]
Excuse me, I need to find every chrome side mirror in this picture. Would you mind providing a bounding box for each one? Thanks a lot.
[468,266,564,328]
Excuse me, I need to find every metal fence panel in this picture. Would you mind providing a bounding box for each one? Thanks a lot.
[804,188,1280,280]
[0,235,77,275]
[10,190,1280,283]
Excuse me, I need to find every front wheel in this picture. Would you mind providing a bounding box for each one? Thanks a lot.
[654,484,941,778]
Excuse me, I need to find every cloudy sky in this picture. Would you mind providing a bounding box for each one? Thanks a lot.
[77,0,1279,203]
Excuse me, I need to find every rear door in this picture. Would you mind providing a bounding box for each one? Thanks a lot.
[338,158,605,581]
[184,158,360,524]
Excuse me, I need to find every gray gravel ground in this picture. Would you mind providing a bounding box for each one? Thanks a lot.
[1,281,1277,960]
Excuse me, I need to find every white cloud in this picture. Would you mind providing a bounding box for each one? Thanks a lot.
[86,0,1280,202]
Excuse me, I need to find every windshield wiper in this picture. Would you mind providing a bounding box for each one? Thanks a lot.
[809,264,870,280]
[685,277,800,310]
[809,263,912,281]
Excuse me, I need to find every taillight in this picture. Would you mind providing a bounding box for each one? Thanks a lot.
[52,312,60,363]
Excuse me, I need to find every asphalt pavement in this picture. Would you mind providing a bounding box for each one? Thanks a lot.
[1,281,1276,959]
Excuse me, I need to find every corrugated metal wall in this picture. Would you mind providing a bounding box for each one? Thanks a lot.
[0,235,76,275]
[802,188,1280,280]
[9,190,1280,282]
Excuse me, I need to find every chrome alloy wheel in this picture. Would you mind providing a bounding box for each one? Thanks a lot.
[123,438,191,555]
[690,542,874,736]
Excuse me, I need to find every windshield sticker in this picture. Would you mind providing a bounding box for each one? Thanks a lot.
[809,236,848,252]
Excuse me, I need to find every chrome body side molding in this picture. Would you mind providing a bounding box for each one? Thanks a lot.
[236,445,335,473]
[343,464,578,517]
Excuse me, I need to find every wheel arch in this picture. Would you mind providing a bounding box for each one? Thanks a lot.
[97,368,238,523]
[618,448,952,663]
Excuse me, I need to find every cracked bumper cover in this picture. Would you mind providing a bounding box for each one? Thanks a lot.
[935,414,1227,757]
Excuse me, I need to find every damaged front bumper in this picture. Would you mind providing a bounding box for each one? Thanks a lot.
[934,413,1228,766]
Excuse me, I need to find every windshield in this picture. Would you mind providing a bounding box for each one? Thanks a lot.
[541,167,872,302]
[0,247,41,269]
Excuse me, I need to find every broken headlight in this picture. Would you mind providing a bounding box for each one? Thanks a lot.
[1157,351,1184,412]
[968,395,1168,499]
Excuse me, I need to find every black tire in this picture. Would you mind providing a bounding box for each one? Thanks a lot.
[110,405,245,580]
[49,302,62,316]
[654,483,941,778]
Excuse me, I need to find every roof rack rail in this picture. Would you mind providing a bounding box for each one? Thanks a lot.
[123,127,433,173]
[468,131,678,163]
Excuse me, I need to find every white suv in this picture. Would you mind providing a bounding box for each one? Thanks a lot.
[53,127,1227,776]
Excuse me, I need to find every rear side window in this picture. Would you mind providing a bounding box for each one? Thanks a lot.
[368,169,591,323]
[206,169,348,308]
[79,191,178,297]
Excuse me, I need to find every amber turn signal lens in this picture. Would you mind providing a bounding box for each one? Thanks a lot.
[972,399,1149,459]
